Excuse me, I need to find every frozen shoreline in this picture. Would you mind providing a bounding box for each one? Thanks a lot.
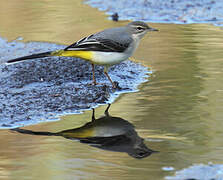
[85,0,223,26]
[165,163,223,180]
[0,37,149,128]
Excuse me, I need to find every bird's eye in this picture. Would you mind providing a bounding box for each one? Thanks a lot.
[137,26,144,31]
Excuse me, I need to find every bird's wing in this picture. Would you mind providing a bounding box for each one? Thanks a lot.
[64,35,128,52]
[64,28,132,53]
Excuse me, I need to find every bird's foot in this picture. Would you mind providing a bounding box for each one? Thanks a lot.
[88,81,121,90]
[111,81,121,90]
[88,81,106,86]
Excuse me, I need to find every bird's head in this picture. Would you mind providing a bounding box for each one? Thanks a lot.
[127,21,158,39]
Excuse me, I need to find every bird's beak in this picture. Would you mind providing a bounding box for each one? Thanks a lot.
[147,27,159,31]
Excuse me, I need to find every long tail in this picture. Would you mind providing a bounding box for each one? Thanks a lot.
[7,51,53,63]
[11,128,59,136]
[7,49,92,64]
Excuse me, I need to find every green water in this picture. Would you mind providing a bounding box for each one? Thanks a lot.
[0,0,223,179]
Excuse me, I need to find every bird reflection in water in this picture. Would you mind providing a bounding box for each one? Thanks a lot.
[11,104,156,159]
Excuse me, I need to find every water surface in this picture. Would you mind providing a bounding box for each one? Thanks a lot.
[0,0,223,179]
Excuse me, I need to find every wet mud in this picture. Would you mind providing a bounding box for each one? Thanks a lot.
[0,38,149,128]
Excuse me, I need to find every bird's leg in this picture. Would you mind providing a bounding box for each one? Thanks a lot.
[91,63,97,85]
[104,66,116,88]
[92,108,96,121]
[104,104,111,117]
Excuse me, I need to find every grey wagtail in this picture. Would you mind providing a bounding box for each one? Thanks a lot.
[7,21,158,88]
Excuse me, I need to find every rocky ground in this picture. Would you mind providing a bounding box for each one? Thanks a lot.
[0,37,149,128]
[165,163,223,180]
[85,0,223,26]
